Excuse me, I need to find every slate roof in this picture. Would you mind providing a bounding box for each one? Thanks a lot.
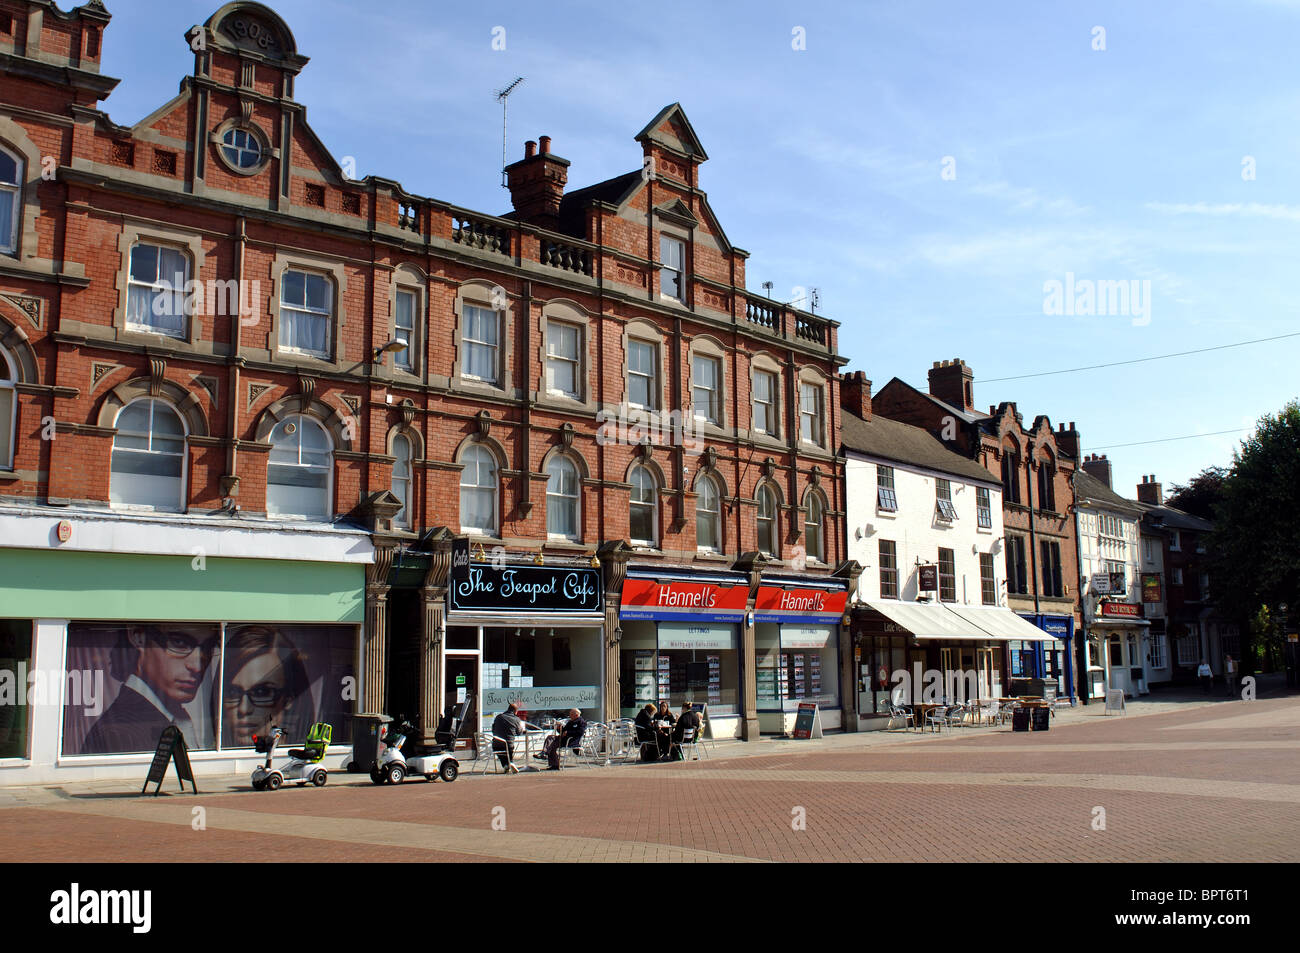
[1073,469,1145,515]
[841,410,998,486]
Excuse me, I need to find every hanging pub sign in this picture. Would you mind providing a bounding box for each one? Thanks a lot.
[449,563,602,614]
[1141,573,1162,603]
[918,565,938,592]
[754,585,848,624]
[619,578,747,623]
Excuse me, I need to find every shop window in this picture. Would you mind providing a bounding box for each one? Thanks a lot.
[0,344,15,469]
[546,455,581,540]
[628,464,658,547]
[279,269,334,359]
[0,620,32,758]
[459,445,498,536]
[63,622,357,755]
[0,145,22,255]
[391,435,412,529]
[655,622,738,714]
[482,625,604,726]
[127,242,189,338]
[757,485,777,556]
[696,476,721,552]
[109,398,187,512]
[266,414,332,519]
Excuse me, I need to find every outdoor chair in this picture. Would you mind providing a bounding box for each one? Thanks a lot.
[674,726,703,761]
[470,732,497,775]
[925,706,950,732]
[888,705,915,731]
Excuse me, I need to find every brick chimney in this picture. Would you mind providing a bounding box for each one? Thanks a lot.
[1082,453,1112,488]
[505,135,570,229]
[1137,474,1163,505]
[928,358,974,412]
[840,371,871,420]
[1055,421,1080,461]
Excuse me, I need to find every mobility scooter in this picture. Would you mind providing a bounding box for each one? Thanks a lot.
[370,719,459,784]
[251,723,331,790]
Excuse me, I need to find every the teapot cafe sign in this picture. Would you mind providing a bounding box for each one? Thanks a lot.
[450,563,602,614]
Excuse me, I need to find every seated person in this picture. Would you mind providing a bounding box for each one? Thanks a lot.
[545,708,587,770]
[670,703,702,757]
[491,702,525,774]
[655,701,676,726]
[634,703,667,758]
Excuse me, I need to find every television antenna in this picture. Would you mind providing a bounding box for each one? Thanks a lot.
[496,77,525,188]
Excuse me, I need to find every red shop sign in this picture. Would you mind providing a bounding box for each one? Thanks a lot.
[619,578,748,622]
[754,586,848,623]
[1101,602,1142,618]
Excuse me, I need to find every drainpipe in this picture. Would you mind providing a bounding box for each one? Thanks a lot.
[1069,469,1087,704]
[226,217,247,497]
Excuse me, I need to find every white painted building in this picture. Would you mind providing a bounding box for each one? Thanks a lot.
[1074,461,1151,699]
[841,407,1055,728]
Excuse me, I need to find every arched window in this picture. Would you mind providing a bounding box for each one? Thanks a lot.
[0,345,17,470]
[804,491,824,563]
[459,444,498,536]
[109,398,186,511]
[127,241,189,337]
[629,465,658,547]
[757,485,777,556]
[391,435,412,529]
[546,455,581,540]
[0,146,21,255]
[696,476,721,552]
[266,415,332,519]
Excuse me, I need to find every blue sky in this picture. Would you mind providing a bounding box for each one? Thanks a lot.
[99,0,1300,499]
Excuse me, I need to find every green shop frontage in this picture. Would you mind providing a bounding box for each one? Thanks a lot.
[0,506,373,786]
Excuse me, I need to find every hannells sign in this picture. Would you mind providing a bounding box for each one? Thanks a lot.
[450,564,602,614]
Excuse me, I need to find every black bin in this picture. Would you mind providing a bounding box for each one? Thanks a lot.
[1031,707,1050,731]
[1012,708,1030,732]
[349,713,391,773]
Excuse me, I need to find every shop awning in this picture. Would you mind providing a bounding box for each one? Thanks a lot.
[944,606,1064,642]
[861,600,992,641]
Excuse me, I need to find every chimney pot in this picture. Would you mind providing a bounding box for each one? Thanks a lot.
[524,140,537,158]
[539,135,551,154]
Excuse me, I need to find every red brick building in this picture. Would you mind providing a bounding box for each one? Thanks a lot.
[872,359,1083,699]
[0,0,852,780]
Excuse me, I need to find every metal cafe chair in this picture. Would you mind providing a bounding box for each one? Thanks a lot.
[888,705,916,731]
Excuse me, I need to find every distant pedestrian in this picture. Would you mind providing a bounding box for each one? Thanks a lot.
[1197,660,1213,694]
[1224,655,1237,698]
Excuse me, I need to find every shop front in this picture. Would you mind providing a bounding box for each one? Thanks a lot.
[753,579,847,734]
[0,507,372,786]
[445,557,605,736]
[1090,602,1149,698]
[617,570,748,738]
[1010,614,1074,699]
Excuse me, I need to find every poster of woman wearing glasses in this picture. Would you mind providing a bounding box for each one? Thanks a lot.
[63,622,356,755]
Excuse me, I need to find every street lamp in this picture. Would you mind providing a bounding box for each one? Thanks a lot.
[372,339,407,362]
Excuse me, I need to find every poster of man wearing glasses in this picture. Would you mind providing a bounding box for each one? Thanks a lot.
[64,622,356,755]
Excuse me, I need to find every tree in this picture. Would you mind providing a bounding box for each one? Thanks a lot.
[1209,401,1300,642]
[1166,466,1228,520]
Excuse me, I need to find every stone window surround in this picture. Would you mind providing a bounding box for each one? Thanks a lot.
[748,351,783,441]
[801,484,830,564]
[113,223,208,353]
[624,457,666,548]
[267,250,349,371]
[453,279,515,397]
[387,264,425,380]
[539,445,590,543]
[209,116,277,178]
[454,434,508,538]
[537,297,595,412]
[754,477,783,558]
[796,365,830,452]
[690,466,729,554]
[657,227,688,304]
[686,333,728,431]
[621,319,667,412]
[106,394,192,515]
[0,118,42,263]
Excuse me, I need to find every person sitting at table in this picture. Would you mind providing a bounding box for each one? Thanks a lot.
[491,702,524,775]
[669,702,702,760]
[544,708,587,770]
[656,701,676,726]
[634,703,666,760]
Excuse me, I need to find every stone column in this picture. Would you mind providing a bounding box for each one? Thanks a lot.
[735,551,767,742]
[833,560,864,731]
[363,544,396,714]
[598,540,631,724]
[418,532,453,745]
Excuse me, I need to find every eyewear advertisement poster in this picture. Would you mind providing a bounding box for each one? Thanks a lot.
[63,622,357,756]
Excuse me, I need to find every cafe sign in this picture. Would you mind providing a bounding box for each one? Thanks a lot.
[449,564,602,615]
[918,565,938,592]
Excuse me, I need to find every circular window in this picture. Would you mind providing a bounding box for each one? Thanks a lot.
[222,128,262,169]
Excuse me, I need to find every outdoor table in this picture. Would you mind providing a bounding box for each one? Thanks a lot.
[912,703,942,731]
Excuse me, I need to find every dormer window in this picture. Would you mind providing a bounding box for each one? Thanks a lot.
[659,236,685,302]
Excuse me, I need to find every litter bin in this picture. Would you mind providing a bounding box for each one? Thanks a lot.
[1012,708,1030,732]
[349,713,391,773]
[1130,667,1147,696]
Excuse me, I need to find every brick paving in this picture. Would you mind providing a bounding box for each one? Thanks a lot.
[3,695,1298,862]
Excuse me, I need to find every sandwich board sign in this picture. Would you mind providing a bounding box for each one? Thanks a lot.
[792,702,823,739]
[142,725,197,795]
[1104,688,1126,716]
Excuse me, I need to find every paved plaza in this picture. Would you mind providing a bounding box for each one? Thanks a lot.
[3,693,1297,863]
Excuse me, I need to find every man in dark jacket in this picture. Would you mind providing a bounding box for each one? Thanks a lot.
[545,708,586,770]
[491,702,525,774]
[634,703,665,759]
[670,703,702,759]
